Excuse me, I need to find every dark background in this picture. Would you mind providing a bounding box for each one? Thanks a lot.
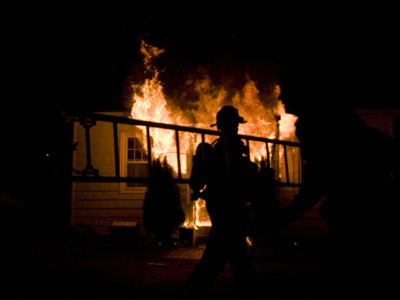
[5,5,400,114]
[2,5,399,234]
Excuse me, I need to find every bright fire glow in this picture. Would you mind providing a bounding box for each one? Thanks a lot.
[183,199,212,229]
[130,40,298,229]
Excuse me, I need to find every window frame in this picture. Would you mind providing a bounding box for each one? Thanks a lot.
[119,131,149,194]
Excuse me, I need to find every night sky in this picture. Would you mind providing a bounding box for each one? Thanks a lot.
[2,5,399,163]
[6,5,399,116]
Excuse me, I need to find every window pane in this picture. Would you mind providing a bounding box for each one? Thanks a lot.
[127,163,149,187]
[127,163,149,177]
[134,150,142,161]
[136,139,143,150]
[128,150,134,160]
[128,138,135,149]
[143,151,148,160]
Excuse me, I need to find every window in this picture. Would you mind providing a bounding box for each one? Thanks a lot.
[119,131,149,193]
[127,137,149,187]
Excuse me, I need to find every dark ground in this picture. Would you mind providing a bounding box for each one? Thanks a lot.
[2,232,330,300]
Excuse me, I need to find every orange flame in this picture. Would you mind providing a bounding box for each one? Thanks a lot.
[130,40,298,228]
[183,198,212,229]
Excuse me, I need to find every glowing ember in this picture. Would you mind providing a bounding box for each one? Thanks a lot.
[130,40,298,229]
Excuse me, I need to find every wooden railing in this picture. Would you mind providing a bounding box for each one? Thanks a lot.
[68,112,302,187]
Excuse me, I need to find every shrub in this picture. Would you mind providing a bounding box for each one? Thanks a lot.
[142,158,185,243]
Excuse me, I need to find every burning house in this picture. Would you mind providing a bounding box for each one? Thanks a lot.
[68,40,400,241]
[68,41,307,238]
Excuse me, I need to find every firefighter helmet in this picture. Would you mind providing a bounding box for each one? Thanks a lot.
[211,105,246,130]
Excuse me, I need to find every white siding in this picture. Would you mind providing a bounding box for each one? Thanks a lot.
[71,117,150,235]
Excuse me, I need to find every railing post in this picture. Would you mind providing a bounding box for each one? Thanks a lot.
[245,138,250,158]
[299,147,303,184]
[265,142,271,169]
[283,144,290,184]
[146,125,152,171]
[113,122,120,178]
[77,117,99,177]
[175,129,182,180]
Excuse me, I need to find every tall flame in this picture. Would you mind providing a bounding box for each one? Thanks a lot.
[130,41,188,172]
[130,40,298,229]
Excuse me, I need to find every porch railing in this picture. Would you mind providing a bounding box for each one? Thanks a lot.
[68,112,302,187]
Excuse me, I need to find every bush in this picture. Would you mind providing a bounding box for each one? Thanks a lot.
[142,158,185,243]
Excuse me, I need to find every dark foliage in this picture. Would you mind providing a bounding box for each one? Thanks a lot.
[142,158,185,242]
[252,157,279,234]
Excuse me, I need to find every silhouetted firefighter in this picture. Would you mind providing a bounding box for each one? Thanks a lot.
[186,105,260,297]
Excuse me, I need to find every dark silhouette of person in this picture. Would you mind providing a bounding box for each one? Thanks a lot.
[186,105,259,298]
[278,69,400,297]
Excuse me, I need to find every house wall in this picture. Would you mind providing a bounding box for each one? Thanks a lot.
[72,112,137,235]
[71,112,192,235]
[71,182,144,235]
[70,112,307,236]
